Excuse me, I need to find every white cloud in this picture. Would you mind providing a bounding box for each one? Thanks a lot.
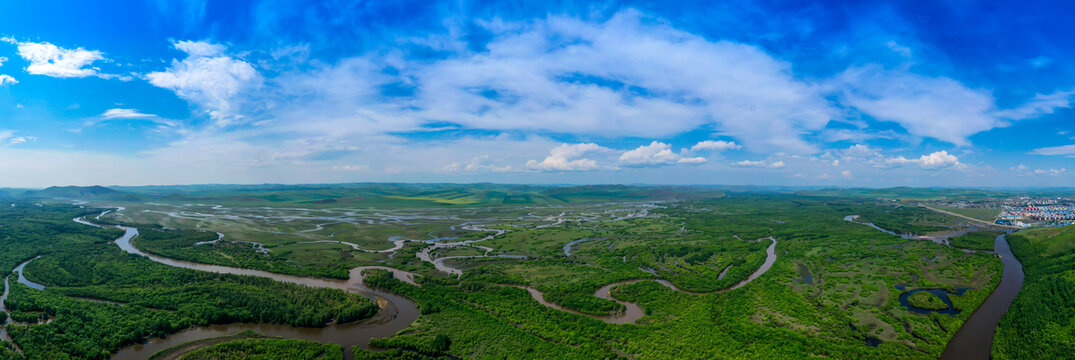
[732,159,784,168]
[0,56,7,66]
[1011,164,1066,176]
[0,74,16,86]
[78,108,179,132]
[146,40,261,126]
[8,136,36,145]
[619,141,705,166]
[411,10,835,153]
[690,140,741,152]
[445,155,513,173]
[1029,144,1075,156]
[841,170,852,178]
[173,40,225,57]
[677,156,707,164]
[839,144,883,160]
[100,108,157,120]
[1034,168,1066,176]
[733,160,766,167]
[835,66,998,146]
[885,150,963,170]
[820,128,905,143]
[835,145,966,171]
[0,130,35,146]
[994,90,1075,120]
[5,39,107,78]
[527,143,612,171]
[835,66,1075,147]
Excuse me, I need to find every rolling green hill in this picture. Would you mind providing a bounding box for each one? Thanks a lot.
[23,185,142,201]
[797,187,1009,200]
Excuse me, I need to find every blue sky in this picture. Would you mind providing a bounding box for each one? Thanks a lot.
[0,0,1072,187]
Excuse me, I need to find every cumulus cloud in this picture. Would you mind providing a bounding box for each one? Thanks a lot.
[2,38,107,78]
[146,40,261,126]
[527,143,612,171]
[885,150,963,169]
[0,74,16,86]
[619,141,705,166]
[690,140,741,152]
[834,144,966,171]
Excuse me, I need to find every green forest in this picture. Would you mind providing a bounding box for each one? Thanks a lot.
[0,204,377,359]
[0,190,1060,360]
[992,225,1075,359]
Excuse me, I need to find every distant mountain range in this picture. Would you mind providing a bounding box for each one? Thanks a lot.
[19,185,143,201]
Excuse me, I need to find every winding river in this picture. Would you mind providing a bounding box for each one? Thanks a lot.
[524,236,779,324]
[939,233,1024,360]
[846,214,1025,359]
[67,217,420,360]
[5,208,784,357]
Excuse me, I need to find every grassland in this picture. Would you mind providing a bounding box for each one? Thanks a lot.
[935,207,1001,222]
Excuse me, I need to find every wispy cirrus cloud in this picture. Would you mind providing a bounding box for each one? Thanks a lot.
[1029,144,1075,156]
[75,108,180,133]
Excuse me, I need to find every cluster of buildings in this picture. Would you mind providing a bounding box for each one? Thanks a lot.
[936,197,1075,228]
[996,198,1075,228]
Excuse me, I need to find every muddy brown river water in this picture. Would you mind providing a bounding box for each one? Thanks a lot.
[939,234,1024,360]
